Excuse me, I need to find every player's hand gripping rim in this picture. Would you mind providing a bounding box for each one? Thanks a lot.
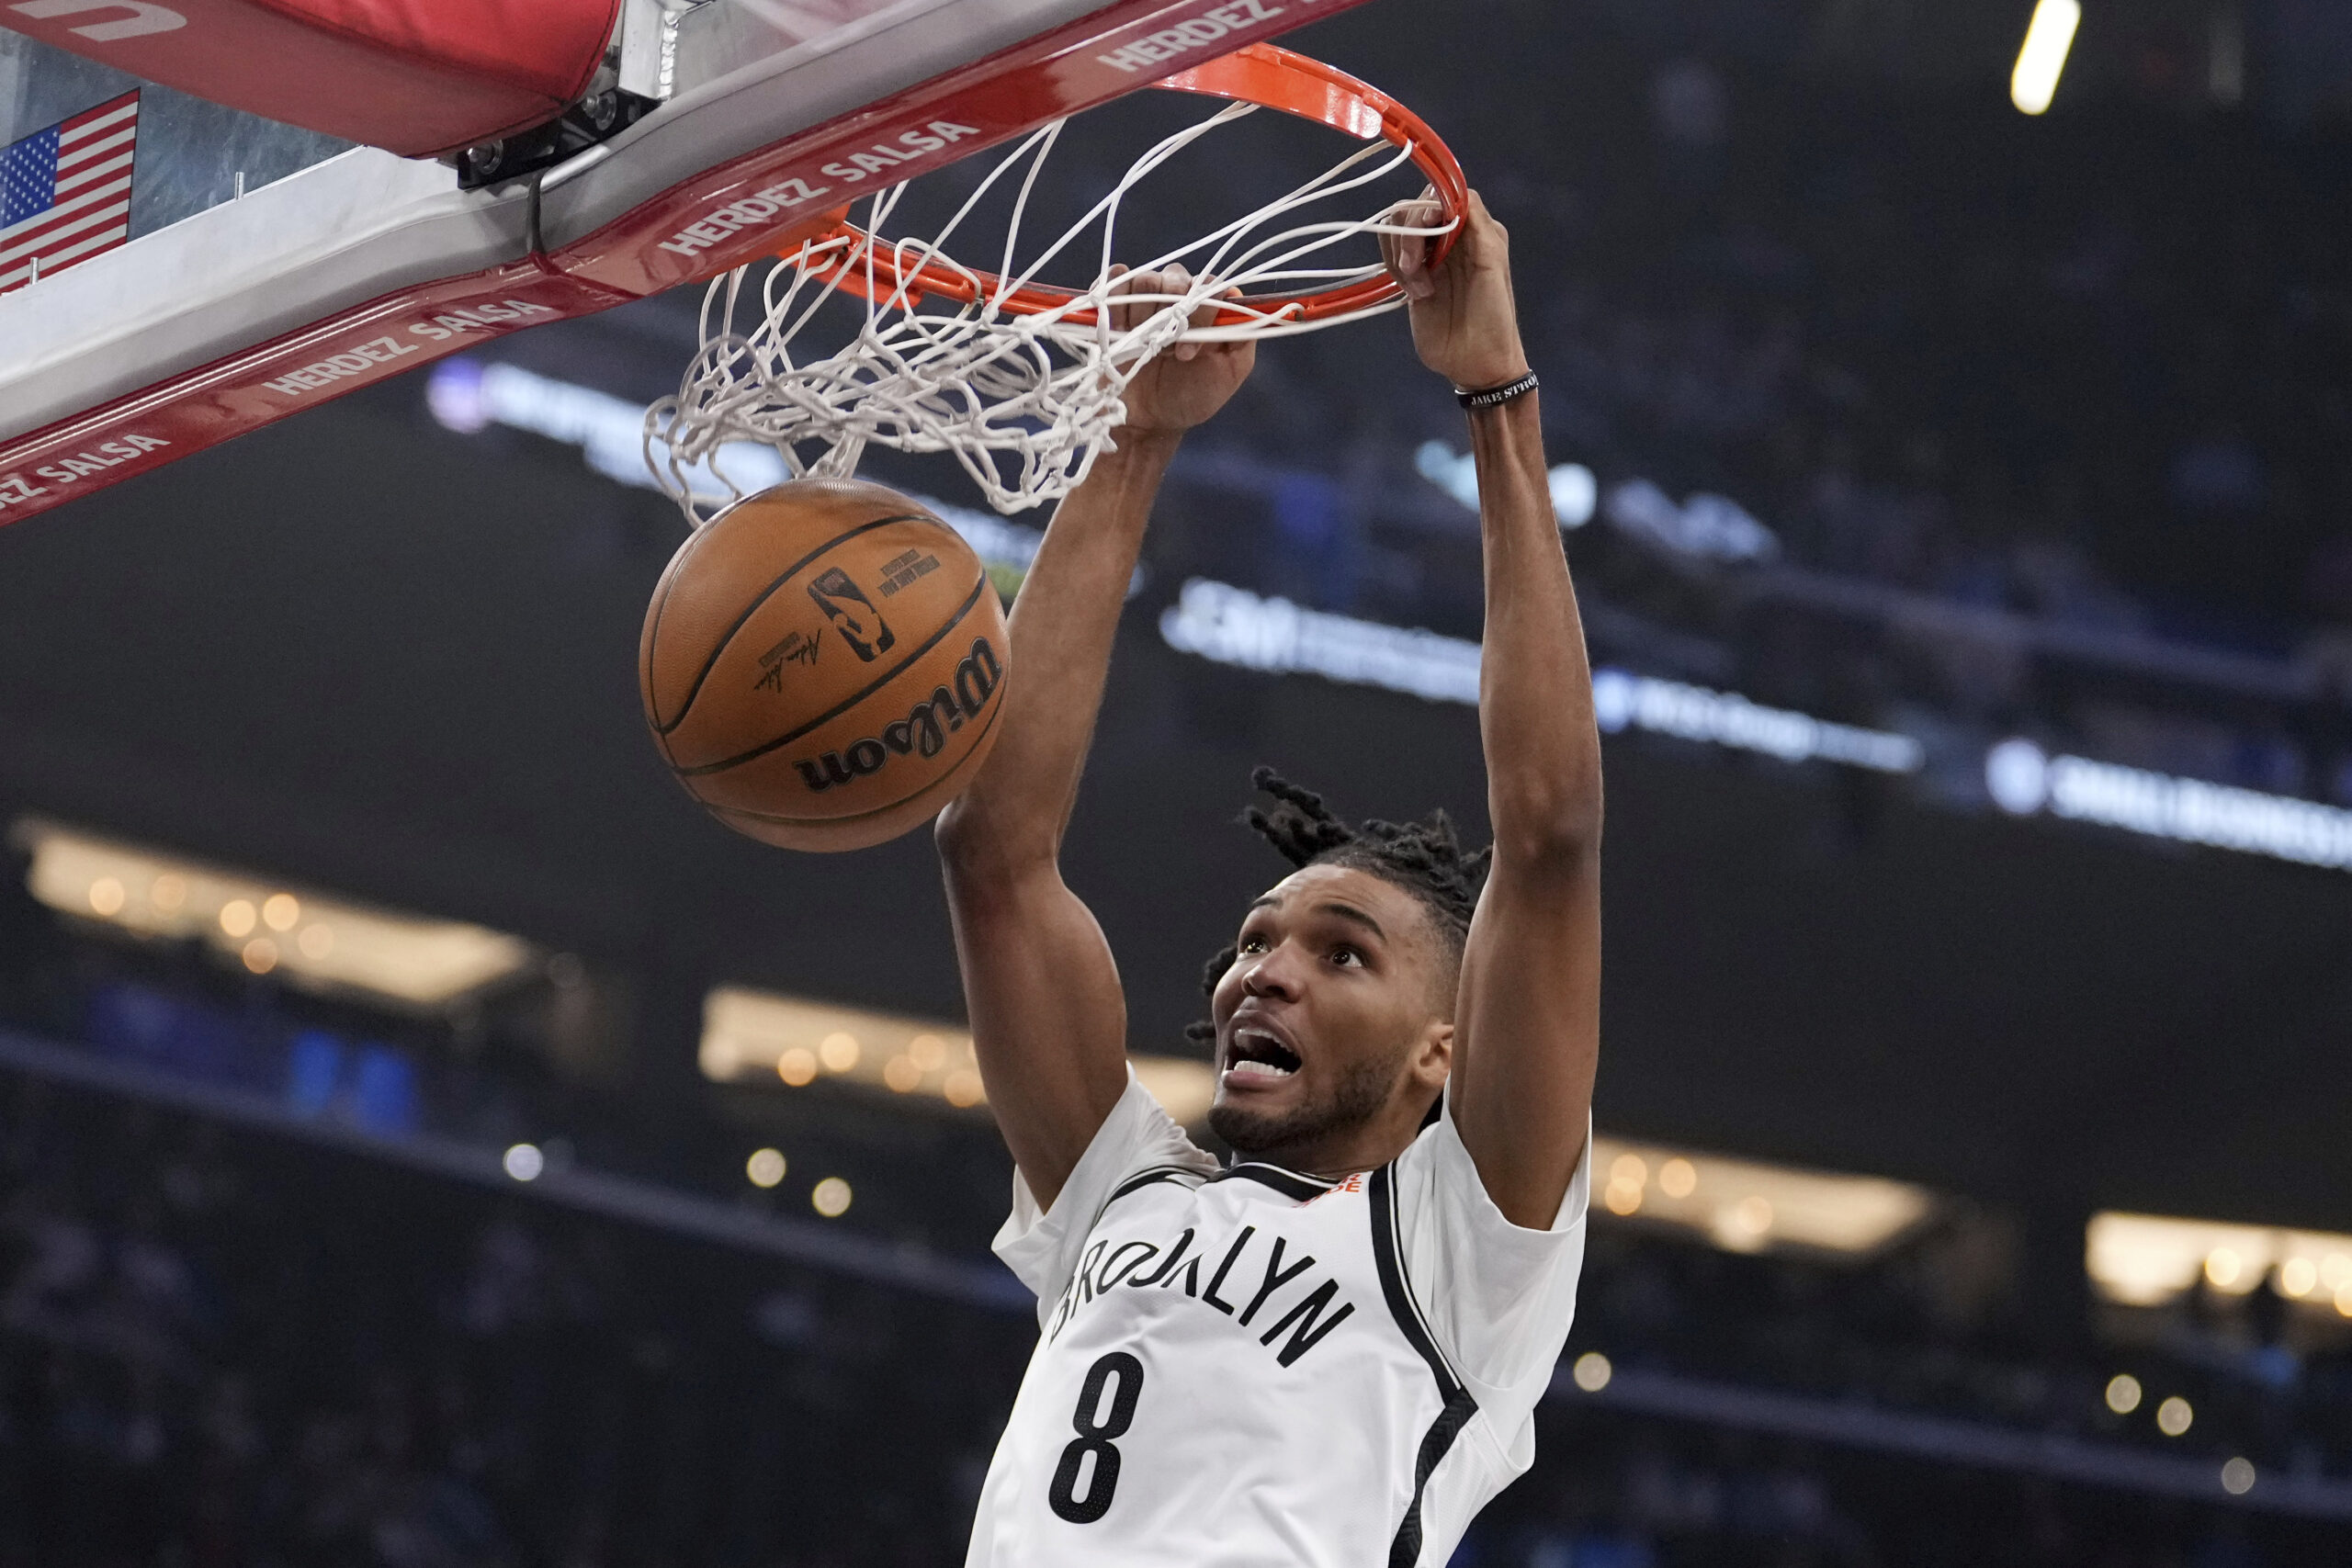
[1104,262,1257,439]
[1381,187,1532,396]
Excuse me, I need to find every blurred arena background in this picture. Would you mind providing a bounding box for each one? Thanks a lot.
[6,0,2352,1562]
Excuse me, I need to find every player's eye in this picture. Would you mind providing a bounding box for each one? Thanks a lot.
[1329,945,1363,968]
[1238,932,1270,954]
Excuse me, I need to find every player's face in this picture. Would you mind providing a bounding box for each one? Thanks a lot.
[1205,863,1451,1165]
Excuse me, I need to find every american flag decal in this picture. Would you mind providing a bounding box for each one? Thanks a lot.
[1,90,140,295]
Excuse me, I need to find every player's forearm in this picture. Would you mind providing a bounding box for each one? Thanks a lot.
[935,433,1179,874]
[1473,395,1603,863]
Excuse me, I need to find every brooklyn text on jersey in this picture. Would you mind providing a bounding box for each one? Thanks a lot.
[965,1077,1591,1568]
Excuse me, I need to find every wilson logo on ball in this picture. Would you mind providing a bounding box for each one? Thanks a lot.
[794,637,1003,794]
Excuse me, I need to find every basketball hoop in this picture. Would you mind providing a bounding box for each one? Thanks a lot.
[648,44,1465,522]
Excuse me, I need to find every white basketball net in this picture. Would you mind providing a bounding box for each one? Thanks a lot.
[646,100,1450,524]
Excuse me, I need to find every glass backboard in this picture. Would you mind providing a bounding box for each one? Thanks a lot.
[2,29,350,250]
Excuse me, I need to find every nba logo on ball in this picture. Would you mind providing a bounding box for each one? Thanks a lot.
[639,479,1011,852]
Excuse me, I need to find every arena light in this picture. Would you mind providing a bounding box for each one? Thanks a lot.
[701,987,990,1106]
[699,987,1216,1122]
[1413,441,1598,528]
[1593,670,1924,773]
[1589,1136,1935,1257]
[1600,479,1778,564]
[1159,581,1925,773]
[14,818,535,1008]
[1129,1056,1216,1126]
[2011,0,2082,115]
[1415,443,1783,564]
[2087,1212,2352,1309]
[1160,578,1484,704]
[426,359,1077,599]
[2209,5,2246,106]
[426,358,783,502]
[1986,739,2352,873]
[706,985,1934,1252]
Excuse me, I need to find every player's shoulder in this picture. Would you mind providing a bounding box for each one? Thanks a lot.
[1101,1160,1213,1210]
[1383,1104,1592,1254]
[1069,1071,1219,1208]
[1383,1111,1458,1192]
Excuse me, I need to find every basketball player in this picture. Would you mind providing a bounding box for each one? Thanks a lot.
[935,191,1601,1566]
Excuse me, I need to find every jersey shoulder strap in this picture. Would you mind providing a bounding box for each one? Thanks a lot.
[1098,1162,1210,1220]
[1369,1162,1479,1568]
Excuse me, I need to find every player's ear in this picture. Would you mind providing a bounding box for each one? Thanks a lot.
[1407,1021,1451,1133]
[1409,1020,1453,1095]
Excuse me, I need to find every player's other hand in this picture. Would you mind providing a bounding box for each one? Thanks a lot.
[1381,189,1531,393]
[1107,264,1257,438]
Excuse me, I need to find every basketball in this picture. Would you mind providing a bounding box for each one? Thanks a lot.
[639,479,1011,852]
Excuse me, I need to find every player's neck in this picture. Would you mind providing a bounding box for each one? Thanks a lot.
[1230,1113,1421,1183]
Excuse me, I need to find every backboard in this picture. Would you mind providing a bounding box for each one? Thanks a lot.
[0,0,1371,524]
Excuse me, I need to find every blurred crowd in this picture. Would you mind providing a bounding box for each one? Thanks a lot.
[0,1070,1027,1568]
[1472,1412,2301,1568]
[3,1049,2346,1567]
[1555,1224,2352,1528]
[0,848,1013,1264]
[1135,3,2352,807]
[2,865,2349,1564]
[15,7,2352,1551]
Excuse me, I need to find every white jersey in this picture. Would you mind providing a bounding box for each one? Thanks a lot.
[967,1068,1592,1568]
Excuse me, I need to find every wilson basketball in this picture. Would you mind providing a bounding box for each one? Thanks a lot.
[639,479,1011,852]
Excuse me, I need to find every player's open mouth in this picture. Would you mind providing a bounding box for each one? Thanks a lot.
[1226,1026,1302,1082]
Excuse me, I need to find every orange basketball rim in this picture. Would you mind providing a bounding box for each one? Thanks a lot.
[782,44,1468,331]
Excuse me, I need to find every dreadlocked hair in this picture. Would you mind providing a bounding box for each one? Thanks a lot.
[1182,767,1493,1043]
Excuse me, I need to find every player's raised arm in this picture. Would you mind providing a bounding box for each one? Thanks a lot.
[1386,194,1603,1227]
[934,269,1254,1212]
